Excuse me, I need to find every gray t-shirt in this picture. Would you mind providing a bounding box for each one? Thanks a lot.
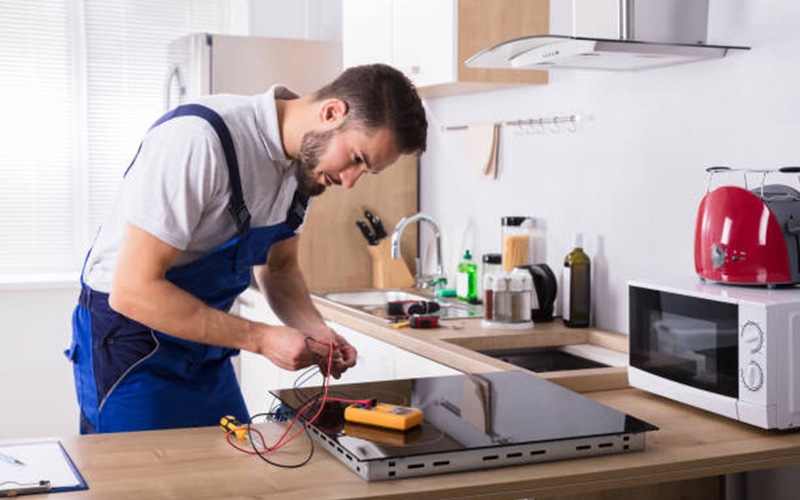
[84,85,304,292]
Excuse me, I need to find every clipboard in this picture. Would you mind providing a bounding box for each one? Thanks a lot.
[0,441,87,496]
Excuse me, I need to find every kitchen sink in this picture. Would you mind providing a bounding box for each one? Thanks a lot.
[479,347,611,373]
[313,289,483,323]
[322,289,430,307]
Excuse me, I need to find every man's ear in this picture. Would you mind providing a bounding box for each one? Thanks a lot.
[319,98,348,127]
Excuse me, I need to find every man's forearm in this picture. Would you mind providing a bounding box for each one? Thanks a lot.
[257,264,326,333]
[109,277,266,354]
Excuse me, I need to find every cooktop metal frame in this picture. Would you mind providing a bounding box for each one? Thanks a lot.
[304,423,646,481]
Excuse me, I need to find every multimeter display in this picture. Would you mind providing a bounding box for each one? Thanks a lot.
[343,403,423,431]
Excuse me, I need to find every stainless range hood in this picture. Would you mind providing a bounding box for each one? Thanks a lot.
[466,0,750,72]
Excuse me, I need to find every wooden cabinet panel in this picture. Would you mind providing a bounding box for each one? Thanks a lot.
[457,0,550,85]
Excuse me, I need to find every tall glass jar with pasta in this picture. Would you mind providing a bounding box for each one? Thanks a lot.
[501,217,534,271]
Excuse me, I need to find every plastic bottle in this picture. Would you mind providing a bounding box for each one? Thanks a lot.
[562,233,591,328]
[456,250,478,302]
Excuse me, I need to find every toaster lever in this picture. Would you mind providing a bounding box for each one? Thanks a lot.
[786,219,800,235]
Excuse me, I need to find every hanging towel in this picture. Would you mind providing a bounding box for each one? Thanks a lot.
[467,123,500,179]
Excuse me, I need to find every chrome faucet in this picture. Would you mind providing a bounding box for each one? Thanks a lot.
[391,213,445,289]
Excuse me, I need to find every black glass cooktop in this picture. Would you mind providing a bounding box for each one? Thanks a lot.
[271,370,658,480]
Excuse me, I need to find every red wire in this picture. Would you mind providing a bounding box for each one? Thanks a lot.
[225,341,372,457]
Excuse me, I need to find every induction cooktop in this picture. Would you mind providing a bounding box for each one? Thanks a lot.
[271,370,658,481]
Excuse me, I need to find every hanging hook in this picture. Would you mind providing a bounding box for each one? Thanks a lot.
[550,118,561,133]
[566,116,578,133]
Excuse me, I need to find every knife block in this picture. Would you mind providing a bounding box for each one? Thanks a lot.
[367,239,415,289]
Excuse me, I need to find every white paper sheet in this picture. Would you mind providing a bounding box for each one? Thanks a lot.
[0,441,84,494]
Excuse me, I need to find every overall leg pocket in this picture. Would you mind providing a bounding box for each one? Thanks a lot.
[93,316,158,405]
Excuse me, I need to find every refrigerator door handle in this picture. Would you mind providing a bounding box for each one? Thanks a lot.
[163,63,186,112]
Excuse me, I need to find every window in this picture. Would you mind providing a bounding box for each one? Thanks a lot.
[0,1,75,276]
[0,0,242,278]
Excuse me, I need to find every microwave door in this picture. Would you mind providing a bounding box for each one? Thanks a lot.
[630,287,739,398]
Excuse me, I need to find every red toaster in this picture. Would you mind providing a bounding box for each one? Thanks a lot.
[695,167,800,286]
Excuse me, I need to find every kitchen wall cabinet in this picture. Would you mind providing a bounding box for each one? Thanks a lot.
[342,0,550,98]
[234,289,460,415]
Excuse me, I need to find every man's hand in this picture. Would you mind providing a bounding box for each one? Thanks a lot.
[255,324,331,372]
[304,326,358,379]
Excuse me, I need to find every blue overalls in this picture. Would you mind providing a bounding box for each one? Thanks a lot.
[66,104,309,433]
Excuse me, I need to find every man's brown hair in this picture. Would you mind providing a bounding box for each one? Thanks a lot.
[313,64,427,155]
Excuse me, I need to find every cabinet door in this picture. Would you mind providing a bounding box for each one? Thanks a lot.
[392,0,455,87]
[342,0,393,69]
[329,322,397,384]
[394,347,461,379]
[234,290,295,415]
[331,321,461,381]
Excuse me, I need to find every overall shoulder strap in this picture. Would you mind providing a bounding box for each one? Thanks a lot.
[124,104,251,234]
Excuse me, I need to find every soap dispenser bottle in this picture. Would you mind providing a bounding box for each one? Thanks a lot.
[562,233,591,328]
[457,250,478,302]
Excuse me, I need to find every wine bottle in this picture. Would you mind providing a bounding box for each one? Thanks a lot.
[562,233,591,328]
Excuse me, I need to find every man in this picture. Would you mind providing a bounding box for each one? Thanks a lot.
[67,63,428,433]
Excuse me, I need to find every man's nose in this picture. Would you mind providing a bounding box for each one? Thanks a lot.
[340,165,366,189]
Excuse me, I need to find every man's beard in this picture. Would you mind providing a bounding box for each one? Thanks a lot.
[293,127,337,197]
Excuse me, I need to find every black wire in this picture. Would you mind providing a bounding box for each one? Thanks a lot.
[246,412,315,469]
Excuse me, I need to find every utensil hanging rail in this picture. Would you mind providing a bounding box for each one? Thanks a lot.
[442,114,580,132]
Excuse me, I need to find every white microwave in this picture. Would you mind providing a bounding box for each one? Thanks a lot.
[628,279,800,429]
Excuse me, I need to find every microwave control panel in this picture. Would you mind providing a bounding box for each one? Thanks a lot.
[741,321,765,391]
[738,305,768,408]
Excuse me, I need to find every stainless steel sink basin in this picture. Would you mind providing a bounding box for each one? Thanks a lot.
[322,290,429,307]
[314,289,483,323]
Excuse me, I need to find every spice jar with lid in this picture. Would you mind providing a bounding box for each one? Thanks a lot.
[482,269,533,330]
[480,253,502,300]
[508,268,533,325]
[483,273,495,321]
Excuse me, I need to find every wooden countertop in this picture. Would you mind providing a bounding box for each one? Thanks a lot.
[19,294,800,499]
[36,387,800,500]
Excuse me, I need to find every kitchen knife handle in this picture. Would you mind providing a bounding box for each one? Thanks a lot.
[356,220,378,245]
[364,209,387,240]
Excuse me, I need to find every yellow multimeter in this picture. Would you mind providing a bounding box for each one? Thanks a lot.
[344,402,423,431]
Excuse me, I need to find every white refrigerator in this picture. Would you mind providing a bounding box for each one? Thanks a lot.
[165,33,341,109]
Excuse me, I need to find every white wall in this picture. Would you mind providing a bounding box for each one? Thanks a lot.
[420,0,800,334]
[0,284,80,437]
